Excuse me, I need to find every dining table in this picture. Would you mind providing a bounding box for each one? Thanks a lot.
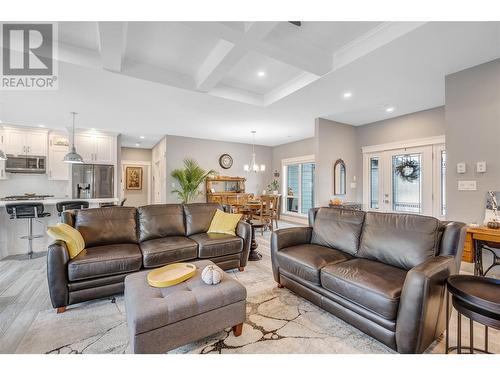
[231,200,266,261]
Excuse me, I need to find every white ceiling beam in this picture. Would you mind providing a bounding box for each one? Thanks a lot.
[332,22,427,71]
[195,22,279,92]
[98,22,128,72]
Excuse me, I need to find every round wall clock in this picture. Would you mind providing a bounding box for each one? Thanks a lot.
[219,154,233,169]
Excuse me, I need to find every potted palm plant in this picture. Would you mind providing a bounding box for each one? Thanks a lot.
[171,158,216,203]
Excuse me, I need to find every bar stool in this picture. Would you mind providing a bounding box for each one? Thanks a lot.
[55,201,89,221]
[5,203,51,259]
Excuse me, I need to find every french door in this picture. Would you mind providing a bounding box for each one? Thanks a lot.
[364,144,443,217]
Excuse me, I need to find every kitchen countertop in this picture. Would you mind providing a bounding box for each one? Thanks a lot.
[0,197,119,207]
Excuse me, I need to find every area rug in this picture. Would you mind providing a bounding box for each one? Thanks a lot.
[17,283,401,354]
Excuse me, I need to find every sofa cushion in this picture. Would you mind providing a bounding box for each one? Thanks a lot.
[184,203,222,236]
[68,244,142,281]
[138,204,185,242]
[189,233,243,258]
[73,207,138,248]
[358,212,441,270]
[276,244,353,285]
[311,208,366,256]
[321,258,407,320]
[140,236,198,268]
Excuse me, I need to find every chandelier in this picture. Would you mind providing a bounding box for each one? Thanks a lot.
[244,130,266,173]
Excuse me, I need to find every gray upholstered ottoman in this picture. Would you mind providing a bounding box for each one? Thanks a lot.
[124,259,247,354]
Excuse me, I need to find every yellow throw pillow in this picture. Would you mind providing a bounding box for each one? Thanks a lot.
[207,209,242,236]
[47,223,86,259]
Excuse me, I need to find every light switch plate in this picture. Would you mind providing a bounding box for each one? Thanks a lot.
[456,163,466,174]
[350,182,357,189]
[458,180,477,191]
[476,161,487,173]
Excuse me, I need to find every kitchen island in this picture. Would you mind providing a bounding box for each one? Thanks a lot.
[0,198,119,259]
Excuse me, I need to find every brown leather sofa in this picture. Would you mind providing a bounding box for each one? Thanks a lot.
[47,203,251,312]
[271,207,466,353]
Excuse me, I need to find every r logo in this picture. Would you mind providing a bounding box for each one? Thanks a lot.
[2,23,53,76]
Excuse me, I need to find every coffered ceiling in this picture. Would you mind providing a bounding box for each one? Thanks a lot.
[1,21,499,148]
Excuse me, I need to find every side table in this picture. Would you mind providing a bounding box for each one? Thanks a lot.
[445,275,500,354]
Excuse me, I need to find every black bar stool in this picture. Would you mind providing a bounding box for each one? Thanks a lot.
[5,203,51,259]
[55,201,89,221]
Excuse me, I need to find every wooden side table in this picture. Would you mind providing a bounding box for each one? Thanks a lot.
[463,227,500,276]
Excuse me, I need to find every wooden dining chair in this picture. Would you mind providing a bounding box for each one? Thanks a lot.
[252,195,275,235]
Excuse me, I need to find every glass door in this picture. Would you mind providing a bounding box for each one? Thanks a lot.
[364,145,436,217]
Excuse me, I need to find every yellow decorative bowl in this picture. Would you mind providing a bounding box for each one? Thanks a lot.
[147,263,196,288]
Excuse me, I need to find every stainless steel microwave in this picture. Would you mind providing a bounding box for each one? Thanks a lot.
[5,155,46,174]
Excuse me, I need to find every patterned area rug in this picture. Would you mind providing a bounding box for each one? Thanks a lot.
[14,224,499,354]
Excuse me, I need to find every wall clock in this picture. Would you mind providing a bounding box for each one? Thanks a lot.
[219,154,233,169]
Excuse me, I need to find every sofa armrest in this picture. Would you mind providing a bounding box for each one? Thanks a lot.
[396,255,456,353]
[236,220,252,267]
[270,227,313,282]
[47,240,70,308]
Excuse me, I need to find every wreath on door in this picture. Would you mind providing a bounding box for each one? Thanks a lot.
[395,158,420,182]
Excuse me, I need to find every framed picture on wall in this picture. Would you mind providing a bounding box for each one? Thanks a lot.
[126,166,143,190]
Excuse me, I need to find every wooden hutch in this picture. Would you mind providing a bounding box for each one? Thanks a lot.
[206,176,253,205]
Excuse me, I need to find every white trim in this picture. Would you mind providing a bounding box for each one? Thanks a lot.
[121,160,151,166]
[281,154,315,166]
[361,136,445,154]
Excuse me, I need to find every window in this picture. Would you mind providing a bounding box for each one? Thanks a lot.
[369,157,379,209]
[391,153,422,213]
[282,156,315,216]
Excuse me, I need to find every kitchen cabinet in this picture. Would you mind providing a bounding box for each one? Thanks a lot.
[75,133,116,165]
[2,127,48,156]
[48,133,70,180]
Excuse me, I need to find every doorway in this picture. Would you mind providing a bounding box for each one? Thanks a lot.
[121,161,152,207]
[363,137,446,218]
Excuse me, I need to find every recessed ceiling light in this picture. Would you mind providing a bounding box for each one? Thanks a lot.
[90,128,96,131]
[38,124,45,128]
[135,143,140,147]
[140,136,145,139]
[386,107,395,113]
[257,71,266,78]
[343,92,352,99]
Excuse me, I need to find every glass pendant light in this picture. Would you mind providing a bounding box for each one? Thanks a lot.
[63,112,84,164]
[244,130,266,173]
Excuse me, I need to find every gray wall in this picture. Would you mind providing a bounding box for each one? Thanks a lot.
[355,106,446,201]
[445,58,500,224]
[165,135,273,203]
[315,118,359,206]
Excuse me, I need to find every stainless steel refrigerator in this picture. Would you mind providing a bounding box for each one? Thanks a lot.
[72,164,114,199]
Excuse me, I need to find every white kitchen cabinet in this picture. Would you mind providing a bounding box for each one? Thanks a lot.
[4,128,26,155]
[2,127,48,156]
[75,133,95,162]
[48,133,70,180]
[75,133,116,165]
[26,132,48,156]
[95,135,115,164]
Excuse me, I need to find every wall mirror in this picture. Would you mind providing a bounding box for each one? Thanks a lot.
[334,159,346,195]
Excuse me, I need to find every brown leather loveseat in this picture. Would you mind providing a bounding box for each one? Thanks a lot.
[271,207,466,353]
[47,203,251,312]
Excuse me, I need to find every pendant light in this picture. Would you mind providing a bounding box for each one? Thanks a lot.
[63,111,84,164]
[243,130,266,173]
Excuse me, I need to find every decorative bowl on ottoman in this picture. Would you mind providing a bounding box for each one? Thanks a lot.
[124,259,247,354]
